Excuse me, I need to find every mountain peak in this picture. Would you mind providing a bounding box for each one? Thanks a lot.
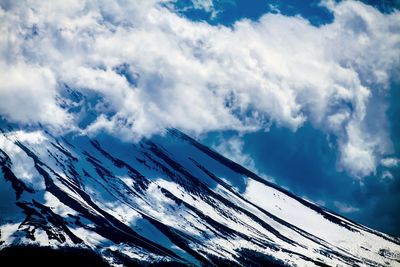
[1,128,399,266]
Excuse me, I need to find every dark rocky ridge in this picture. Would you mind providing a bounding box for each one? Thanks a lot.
[0,127,399,266]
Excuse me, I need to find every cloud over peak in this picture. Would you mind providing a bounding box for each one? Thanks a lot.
[0,0,399,177]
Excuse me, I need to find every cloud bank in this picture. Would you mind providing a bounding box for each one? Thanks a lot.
[0,0,399,178]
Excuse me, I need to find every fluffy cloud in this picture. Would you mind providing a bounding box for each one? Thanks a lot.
[0,0,399,177]
[0,63,72,130]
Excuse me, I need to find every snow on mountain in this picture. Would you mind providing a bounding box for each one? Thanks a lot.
[0,125,399,266]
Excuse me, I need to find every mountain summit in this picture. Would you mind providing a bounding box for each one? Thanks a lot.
[0,126,399,266]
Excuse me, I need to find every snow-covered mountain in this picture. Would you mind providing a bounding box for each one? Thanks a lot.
[1,124,399,266]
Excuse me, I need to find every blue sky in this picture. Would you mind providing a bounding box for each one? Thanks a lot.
[171,0,334,26]
[171,0,400,26]
[0,0,399,236]
[173,0,400,236]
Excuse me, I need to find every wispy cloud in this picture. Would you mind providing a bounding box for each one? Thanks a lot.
[0,0,399,178]
[381,157,400,168]
[211,135,274,181]
[334,201,360,213]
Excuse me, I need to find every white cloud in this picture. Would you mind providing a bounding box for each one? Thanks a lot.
[191,0,214,13]
[381,171,394,181]
[212,136,275,182]
[212,136,256,170]
[381,157,400,168]
[333,201,360,213]
[0,63,72,130]
[170,0,219,20]
[0,0,399,178]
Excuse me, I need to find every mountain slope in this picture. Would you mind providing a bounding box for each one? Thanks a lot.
[0,126,399,266]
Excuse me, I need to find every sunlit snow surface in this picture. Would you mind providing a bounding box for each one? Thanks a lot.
[0,128,399,266]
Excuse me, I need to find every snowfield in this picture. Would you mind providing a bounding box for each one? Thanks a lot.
[0,127,399,266]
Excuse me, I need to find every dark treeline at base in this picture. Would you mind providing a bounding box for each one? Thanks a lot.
[0,246,190,267]
[0,246,109,267]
